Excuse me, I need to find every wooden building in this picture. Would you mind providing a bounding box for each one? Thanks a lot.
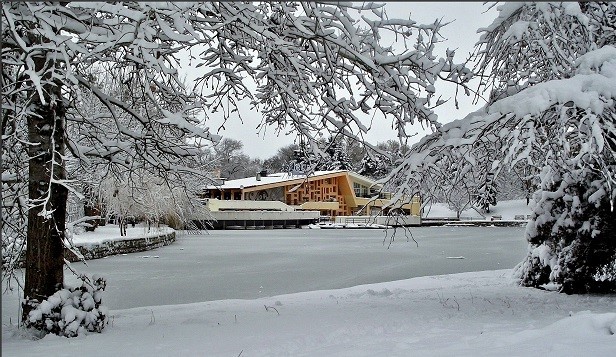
[203,170,420,218]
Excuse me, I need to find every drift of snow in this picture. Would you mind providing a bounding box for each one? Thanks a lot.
[2,269,615,356]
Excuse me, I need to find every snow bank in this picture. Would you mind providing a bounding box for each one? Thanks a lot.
[423,199,532,220]
[71,224,174,245]
[63,224,176,262]
[3,269,614,356]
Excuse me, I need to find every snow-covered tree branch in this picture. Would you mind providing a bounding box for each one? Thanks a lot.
[2,1,473,332]
[385,2,616,293]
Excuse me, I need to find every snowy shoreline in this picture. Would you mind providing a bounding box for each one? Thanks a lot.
[3,269,615,356]
[70,224,175,245]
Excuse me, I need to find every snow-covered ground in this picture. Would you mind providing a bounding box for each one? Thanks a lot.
[3,269,615,356]
[423,199,532,220]
[70,224,174,245]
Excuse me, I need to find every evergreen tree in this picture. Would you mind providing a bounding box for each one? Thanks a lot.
[471,2,616,293]
[473,171,498,213]
[358,153,392,179]
[318,136,352,171]
[386,2,616,293]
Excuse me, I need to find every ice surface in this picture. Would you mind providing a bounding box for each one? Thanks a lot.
[3,226,527,317]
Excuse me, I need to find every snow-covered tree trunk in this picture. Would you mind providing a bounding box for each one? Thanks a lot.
[23,54,67,321]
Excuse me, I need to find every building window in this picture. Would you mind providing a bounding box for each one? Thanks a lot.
[353,182,370,197]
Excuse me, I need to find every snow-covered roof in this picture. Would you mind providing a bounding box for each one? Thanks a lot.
[206,170,356,190]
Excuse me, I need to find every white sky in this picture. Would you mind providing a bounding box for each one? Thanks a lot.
[180,2,498,159]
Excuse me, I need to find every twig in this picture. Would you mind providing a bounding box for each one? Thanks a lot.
[403,226,419,247]
[264,305,280,315]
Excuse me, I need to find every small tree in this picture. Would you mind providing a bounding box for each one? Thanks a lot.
[428,153,479,219]
[473,172,498,213]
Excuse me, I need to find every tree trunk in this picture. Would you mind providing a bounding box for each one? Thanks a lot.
[22,57,67,323]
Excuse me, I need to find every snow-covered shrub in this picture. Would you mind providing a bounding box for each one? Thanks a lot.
[484,3,616,293]
[24,275,108,337]
[515,165,616,293]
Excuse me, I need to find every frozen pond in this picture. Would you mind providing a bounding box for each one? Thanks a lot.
[2,226,527,324]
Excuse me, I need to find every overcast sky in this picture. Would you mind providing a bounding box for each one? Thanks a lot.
[182,2,499,159]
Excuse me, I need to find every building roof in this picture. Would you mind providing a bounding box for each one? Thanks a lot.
[206,170,379,190]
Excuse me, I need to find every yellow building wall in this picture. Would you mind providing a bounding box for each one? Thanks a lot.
[284,175,353,216]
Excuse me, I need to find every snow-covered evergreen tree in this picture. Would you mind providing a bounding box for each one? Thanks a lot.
[357,140,410,180]
[386,2,616,293]
[316,136,352,171]
[358,153,392,179]
[476,2,616,293]
[474,171,498,213]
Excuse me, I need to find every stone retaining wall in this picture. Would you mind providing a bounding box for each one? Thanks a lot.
[64,232,176,262]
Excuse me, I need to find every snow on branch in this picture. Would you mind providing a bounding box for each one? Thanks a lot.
[385,46,616,211]
[2,1,475,279]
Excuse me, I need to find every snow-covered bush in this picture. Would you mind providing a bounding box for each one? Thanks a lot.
[515,164,616,293]
[24,275,108,337]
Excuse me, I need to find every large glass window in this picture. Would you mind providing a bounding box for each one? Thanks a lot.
[353,182,369,197]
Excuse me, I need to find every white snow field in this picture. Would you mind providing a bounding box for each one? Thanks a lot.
[422,199,533,220]
[2,204,615,356]
[2,270,615,356]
